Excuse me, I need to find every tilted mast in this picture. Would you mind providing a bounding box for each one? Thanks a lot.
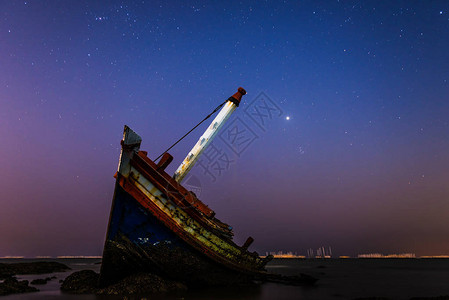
[173,87,246,183]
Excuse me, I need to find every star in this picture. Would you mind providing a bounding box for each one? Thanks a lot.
[285,116,290,120]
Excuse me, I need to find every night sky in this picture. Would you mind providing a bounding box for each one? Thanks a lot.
[1,1,449,258]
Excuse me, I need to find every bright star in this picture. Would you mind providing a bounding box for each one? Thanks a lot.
[286,116,290,120]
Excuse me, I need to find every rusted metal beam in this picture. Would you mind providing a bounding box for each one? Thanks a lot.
[242,237,254,250]
[156,152,173,171]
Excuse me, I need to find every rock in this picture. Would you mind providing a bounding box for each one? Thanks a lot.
[31,278,49,285]
[98,273,187,295]
[0,261,70,279]
[0,276,39,296]
[60,270,99,294]
[61,270,187,295]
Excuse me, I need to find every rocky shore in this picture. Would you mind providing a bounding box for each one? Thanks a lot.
[61,269,187,295]
[0,261,70,296]
[0,276,39,296]
[0,260,317,296]
[0,261,70,279]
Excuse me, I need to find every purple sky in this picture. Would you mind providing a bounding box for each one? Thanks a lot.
[1,1,449,257]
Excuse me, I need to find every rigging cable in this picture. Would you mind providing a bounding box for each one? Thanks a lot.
[154,100,227,161]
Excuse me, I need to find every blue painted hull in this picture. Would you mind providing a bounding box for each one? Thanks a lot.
[99,181,253,286]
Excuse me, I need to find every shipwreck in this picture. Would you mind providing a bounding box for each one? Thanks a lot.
[99,88,315,287]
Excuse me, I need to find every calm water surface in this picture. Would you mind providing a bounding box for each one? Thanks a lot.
[2,258,449,299]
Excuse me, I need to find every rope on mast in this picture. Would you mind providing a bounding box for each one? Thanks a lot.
[154,100,228,162]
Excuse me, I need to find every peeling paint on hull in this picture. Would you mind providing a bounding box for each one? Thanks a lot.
[99,125,270,287]
[100,182,253,286]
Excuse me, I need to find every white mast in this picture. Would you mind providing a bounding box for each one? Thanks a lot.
[173,87,246,183]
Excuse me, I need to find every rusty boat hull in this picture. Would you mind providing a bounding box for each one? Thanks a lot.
[99,126,270,286]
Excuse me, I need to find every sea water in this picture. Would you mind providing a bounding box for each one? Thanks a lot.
[2,258,449,299]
